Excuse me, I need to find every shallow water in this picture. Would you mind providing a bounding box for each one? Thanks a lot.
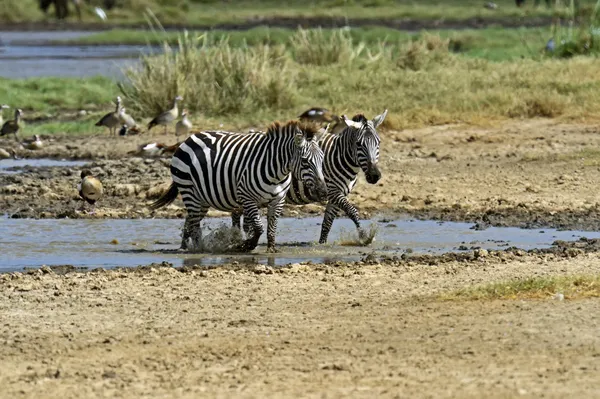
[0,31,153,78]
[0,159,89,174]
[1,217,599,272]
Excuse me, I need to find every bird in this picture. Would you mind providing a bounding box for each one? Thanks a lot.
[298,107,340,124]
[0,148,17,159]
[94,6,107,21]
[118,107,137,130]
[78,170,103,214]
[147,95,183,134]
[129,142,181,158]
[0,104,10,127]
[484,2,498,9]
[175,108,192,140]
[0,108,23,142]
[22,134,43,150]
[95,96,122,136]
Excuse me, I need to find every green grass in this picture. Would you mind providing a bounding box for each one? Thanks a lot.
[61,26,550,61]
[1,0,569,26]
[441,274,600,300]
[0,76,118,114]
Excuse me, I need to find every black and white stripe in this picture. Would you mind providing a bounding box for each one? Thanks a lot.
[284,110,387,243]
[151,121,327,252]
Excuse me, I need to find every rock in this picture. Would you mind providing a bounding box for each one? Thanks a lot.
[145,182,171,200]
[40,265,54,274]
[113,184,139,197]
[474,249,489,259]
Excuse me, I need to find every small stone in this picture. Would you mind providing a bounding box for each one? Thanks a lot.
[474,249,489,259]
[110,239,119,245]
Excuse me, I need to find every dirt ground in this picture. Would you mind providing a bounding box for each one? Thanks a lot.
[3,118,600,229]
[1,244,600,399]
[3,119,600,398]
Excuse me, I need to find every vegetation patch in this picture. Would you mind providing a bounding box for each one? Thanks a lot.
[441,274,600,301]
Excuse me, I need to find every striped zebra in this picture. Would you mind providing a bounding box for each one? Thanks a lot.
[232,110,387,244]
[150,121,328,252]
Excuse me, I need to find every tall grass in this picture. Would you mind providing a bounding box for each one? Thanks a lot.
[119,32,296,117]
[116,26,600,127]
[547,0,600,57]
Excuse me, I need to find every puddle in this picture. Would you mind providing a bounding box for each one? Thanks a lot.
[1,217,599,272]
[0,158,89,174]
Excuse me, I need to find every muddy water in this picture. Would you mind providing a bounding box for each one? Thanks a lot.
[0,159,89,174]
[1,217,600,272]
[0,31,154,78]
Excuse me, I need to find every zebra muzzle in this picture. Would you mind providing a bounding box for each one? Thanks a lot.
[365,162,382,184]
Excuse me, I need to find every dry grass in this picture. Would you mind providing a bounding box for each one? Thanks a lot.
[117,29,600,130]
[441,274,600,301]
[119,32,295,118]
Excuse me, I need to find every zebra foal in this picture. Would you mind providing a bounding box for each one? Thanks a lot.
[150,121,328,252]
[233,110,387,244]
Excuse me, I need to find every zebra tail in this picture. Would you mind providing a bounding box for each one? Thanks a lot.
[149,183,179,210]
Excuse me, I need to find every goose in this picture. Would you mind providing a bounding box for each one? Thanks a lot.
[0,104,10,127]
[147,95,183,134]
[118,107,137,129]
[78,170,103,214]
[22,134,43,150]
[95,96,122,136]
[0,109,23,141]
[175,108,192,140]
[298,107,341,124]
[0,148,16,159]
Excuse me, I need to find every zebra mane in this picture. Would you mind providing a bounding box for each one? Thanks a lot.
[351,114,368,124]
[266,120,319,140]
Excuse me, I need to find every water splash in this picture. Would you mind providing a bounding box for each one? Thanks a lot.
[337,223,379,247]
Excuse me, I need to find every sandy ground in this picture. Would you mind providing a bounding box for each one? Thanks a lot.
[3,119,600,397]
[2,118,600,229]
[1,244,600,398]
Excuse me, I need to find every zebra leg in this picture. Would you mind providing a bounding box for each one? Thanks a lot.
[237,202,263,252]
[332,195,366,241]
[266,199,285,253]
[181,207,208,251]
[232,209,242,230]
[319,202,341,244]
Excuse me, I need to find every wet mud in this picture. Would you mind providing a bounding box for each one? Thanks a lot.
[2,119,600,231]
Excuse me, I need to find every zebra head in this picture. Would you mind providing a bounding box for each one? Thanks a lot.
[342,109,387,184]
[292,123,328,203]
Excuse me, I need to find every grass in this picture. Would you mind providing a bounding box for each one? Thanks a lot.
[441,274,600,301]
[3,24,600,136]
[61,26,550,61]
[0,76,118,114]
[115,28,600,129]
[0,0,569,27]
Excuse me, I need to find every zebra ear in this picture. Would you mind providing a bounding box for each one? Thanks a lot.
[372,109,388,128]
[342,115,362,129]
[294,132,305,148]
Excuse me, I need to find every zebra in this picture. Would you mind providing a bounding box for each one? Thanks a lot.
[232,110,387,244]
[150,120,328,253]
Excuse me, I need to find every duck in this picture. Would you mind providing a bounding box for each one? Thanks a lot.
[0,104,10,127]
[117,107,137,130]
[147,95,183,134]
[78,170,103,214]
[175,108,192,140]
[95,96,122,136]
[130,142,181,158]
[22,134,43,150]
[0,108,23,142]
